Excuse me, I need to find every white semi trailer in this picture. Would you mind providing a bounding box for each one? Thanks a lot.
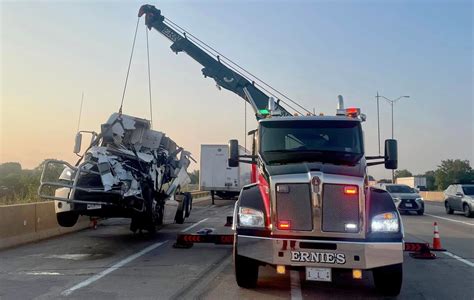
[200,144,251,204]
[396,176,427,190]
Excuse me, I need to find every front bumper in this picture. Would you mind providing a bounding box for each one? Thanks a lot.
[398,199,424,211]
[236,235,403,269]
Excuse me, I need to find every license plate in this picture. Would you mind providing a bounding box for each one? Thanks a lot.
[87,204,101,210]
[306,267,331,282]
[405,203,413,208]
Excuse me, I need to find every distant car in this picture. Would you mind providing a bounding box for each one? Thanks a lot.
[444,184,474,218]
[376,183,424,215]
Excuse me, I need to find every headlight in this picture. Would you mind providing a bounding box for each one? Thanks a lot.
[59,167,74,181]
[392,197,401,208]
[415,197,424,202]
[238,207,264,228]
[371,212,399,232]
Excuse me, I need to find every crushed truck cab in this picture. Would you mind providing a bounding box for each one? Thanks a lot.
[39,113,194,233]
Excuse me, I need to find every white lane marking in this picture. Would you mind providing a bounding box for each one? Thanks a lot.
[25,271,62,276]
[443,251,474,268]
[425,214,474,226]
[46,254,96,260]
[181,218,209,232]
[290,270,303,300]
[61,241,168,296]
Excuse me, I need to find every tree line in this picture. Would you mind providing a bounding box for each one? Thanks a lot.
[392,159,473,190]
[0,160,201,205]
[0,159,471,205]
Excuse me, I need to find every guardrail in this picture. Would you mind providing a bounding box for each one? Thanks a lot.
[0,191,210,250]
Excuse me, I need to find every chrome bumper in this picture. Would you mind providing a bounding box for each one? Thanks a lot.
[236,235,403,269]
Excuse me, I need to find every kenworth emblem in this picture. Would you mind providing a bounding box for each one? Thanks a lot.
[311,176,321,193]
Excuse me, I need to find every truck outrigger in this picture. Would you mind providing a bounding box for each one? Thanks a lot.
[139,5,403,296]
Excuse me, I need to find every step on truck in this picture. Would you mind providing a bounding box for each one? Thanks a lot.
[139,5,404,295]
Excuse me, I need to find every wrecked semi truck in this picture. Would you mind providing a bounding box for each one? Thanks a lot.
[39,113,194,233]
[139,5,404,295]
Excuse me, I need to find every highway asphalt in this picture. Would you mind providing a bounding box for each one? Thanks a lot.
[0,199,472,299]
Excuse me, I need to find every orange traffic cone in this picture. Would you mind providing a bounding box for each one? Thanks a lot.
[431,222,446,251]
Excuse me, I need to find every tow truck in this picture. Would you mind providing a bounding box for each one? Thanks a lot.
[139,5,404,296]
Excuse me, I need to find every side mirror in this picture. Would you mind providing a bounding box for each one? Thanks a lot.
[384,139,398,169]
[73,133,83,154]
[228,139,239,167]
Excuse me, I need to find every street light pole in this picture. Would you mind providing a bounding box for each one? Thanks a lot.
[378,94,410,183]
[376,91,381,155]
[391,100,394,139]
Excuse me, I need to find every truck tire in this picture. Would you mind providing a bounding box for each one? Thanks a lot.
[56,211,79,227]
[184,192,192,217]
[417,205,424,215]
[463,204,473,218]
[175,197,186,224]
[445,202,454,214]
[234,245,259,288]
[373,263,403,296]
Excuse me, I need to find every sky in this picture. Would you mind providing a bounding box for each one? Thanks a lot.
[1,0,472,180]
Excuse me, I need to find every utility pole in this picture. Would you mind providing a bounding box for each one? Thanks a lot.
[244,101,247,150]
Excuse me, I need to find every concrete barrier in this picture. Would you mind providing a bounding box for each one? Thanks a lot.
[0,201,90,250]
[190,190,210,199]
[420,191,444,202]
[0,191,210,250]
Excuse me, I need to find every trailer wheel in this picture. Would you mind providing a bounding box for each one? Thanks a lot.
[234,244,259,288]
[373,263,402,296]
[56,211,79,227]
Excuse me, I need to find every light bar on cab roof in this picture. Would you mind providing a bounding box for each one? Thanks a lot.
[346,107,361,118]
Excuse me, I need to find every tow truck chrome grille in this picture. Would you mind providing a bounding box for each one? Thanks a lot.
[276,183,312,231]
[322,184,359,232]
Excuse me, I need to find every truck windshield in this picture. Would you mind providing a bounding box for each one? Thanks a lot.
[260,120,363,165]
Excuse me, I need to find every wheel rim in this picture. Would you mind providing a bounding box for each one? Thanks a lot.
[445,203,450,212]
[464,205,469,216]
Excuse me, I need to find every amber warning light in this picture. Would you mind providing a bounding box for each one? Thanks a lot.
[344,186,358,195]
[277,220,291,230]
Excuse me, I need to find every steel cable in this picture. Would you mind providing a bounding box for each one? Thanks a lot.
[164,17,312,115]
[118,17,140,114]
[146,27,153,128]
[164,19,304,115]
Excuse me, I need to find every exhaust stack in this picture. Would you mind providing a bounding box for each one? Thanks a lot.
[336,95,346,116]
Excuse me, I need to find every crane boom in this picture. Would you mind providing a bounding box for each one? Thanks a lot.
[138,5,292,119]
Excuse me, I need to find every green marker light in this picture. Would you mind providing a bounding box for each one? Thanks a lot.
[259,109,270,115]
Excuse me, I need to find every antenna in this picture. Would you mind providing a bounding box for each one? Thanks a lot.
[76,92,84,132]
